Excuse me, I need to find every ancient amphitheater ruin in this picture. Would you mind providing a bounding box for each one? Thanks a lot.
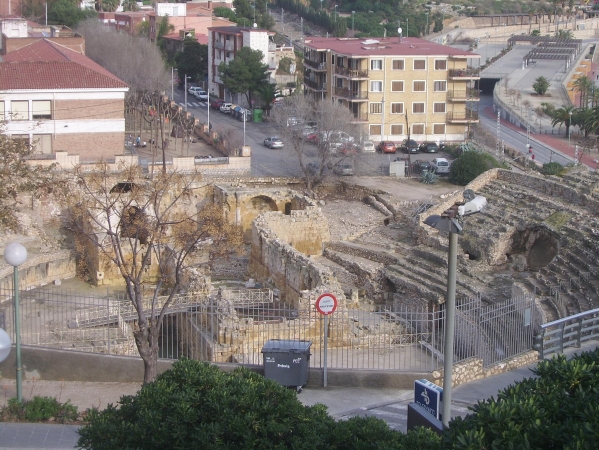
[1,167,599,385]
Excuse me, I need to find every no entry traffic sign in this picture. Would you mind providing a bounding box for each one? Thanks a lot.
[316,293,337,315]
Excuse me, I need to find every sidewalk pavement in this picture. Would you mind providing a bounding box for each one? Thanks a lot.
[1,341,598,449]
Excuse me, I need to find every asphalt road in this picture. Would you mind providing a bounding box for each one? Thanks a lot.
[174,89,455,178]
[479,94,572,166]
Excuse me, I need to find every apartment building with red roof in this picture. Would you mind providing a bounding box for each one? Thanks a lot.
[0,39,129,161]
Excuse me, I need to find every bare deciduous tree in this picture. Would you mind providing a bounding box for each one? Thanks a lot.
[61,164,243,383]
[272,96,360,189]
[76,19,170,92]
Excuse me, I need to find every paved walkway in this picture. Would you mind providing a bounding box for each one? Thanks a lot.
[1,341,597,449]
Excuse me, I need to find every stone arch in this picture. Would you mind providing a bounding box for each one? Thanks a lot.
[249,195,278,212]
[241,195,279,242]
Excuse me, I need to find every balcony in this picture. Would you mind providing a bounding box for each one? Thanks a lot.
[447,89,481,101]
[305,59,327,71]
[304,77,325,91]
[446,110,479,123]
[214,41,233,51]
[334,87,368,100]
[448,68,480,79]
[334,66,369,79]
[351,113,369,123]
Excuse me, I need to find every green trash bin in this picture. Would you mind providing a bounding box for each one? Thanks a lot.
[253,108,263,123]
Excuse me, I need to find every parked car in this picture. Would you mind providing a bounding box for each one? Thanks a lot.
[376,141,397,154]
[338,142,358,155]
[188,86,203,95]
[333,163,354,176]
[264,137,284,149]
[193,90,209,101]
[305,162,330,176]
[360,140,376,153]
[400,139,419,153]
[431,157,450,175]
[219,103,233,113]
[418,141,440,153]
[210,99,225,109]
[413,160,432,173]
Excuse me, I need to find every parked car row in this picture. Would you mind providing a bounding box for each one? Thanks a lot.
[188,86,208,101]
[376,139,444,154]
[216,102,252,121]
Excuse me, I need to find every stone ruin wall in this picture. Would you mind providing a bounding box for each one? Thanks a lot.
[248,205,350,309]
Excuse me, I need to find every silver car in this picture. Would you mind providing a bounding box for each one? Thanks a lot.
[264,137,284,149]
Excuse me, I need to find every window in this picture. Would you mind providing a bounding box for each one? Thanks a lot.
[32,134,52,154]
[370,81,383,92]
[433,123,446,134]
[434,60,447,70]
[32,101,52,120]
[391,103,404,114]
[11,101,28,120]
[413,59,426,70]
[433,102,446,113]
[412,124,425,134]
[391,81,404,92]
[391,124,404,135]
[370,59,382,70]
[0,101,4,120]
[336,78,344,88]
[392,59,404,70]
[412,103,425,113]
[370,124,382,135]
[413,81,426,92]
[434,81,447,92]
[370,102,382,114]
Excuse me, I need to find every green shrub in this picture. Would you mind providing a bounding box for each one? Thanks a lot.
[449,151,496,185]
[1,396,78,423]
[542,161,563,176]
[443,349,599,449]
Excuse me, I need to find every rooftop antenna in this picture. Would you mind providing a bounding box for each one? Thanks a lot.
[398,27,402,43]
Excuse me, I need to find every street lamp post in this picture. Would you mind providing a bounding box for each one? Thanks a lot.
[425,12,429,35]
[568,111,573,148]
[352,11,355,33]
[424,194,488,427]
[334,5,338,23]
[4,243,28,403]
[184,75,192,112]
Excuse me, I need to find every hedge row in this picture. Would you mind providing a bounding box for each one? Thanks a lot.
[78,348,599,449]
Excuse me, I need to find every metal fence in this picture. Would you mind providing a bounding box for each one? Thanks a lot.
[536,307,599,360]
[0,286,537,372]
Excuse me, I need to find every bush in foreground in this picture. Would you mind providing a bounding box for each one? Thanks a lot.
[77,359,440,450]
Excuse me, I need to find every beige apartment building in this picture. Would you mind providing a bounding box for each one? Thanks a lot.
[303,37,480,143]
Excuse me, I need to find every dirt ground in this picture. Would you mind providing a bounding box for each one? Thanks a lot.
[348,176,460,202]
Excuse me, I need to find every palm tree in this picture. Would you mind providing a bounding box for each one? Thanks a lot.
[551,106,576,135]
[572,107,596,138]
[572,75,593,107]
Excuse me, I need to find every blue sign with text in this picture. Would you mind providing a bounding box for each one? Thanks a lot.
[414,379,443,420]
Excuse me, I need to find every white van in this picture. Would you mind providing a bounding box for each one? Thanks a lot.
[431,157,450,175]
[188,86,203,95]
[219,103,233,113]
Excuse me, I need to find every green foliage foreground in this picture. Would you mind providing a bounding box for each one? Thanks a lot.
[79,350,599,449]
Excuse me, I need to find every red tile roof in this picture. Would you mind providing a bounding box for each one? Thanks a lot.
[0,39,128,90]
[304,37,480,59]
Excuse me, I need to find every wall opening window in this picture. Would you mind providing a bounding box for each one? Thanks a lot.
[433,123,446,134]
[11,101,28,120]
[370,80,383,92]
[434,60,447,70]
[413,81,426,92]
[433,81,447,92]
[32,134,52,154]
[370,59,382,70]
[370,124,382,135]
[412,102,425,114]
[412,124,425,134]
[390,124,404,135]
[370,102,382,114]
[32,100,52,120]
[392,59,405,70]
[391,81,404,92]
[413,59,426,70]
[433,102,446,113]
[391,103,404,114]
